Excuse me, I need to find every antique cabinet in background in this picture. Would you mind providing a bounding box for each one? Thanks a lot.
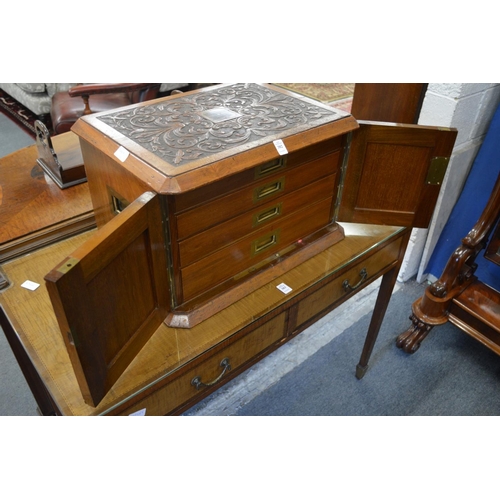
[44,83,457,406]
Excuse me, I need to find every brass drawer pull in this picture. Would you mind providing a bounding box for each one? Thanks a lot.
[252,230,280,256]
[342,268,368,292]
[253,203,282,226]
[253,177,285,202]
[255,157,287,178]
[191,358,231,390]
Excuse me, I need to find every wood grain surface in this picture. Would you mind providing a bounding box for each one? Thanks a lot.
[0,223,403,415]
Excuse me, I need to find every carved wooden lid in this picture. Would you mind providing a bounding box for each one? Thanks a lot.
[73,83,358,194]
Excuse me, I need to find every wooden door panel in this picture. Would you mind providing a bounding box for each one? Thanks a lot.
[337,121,457,228]
[45,192,170,406]
[351,83,427,124]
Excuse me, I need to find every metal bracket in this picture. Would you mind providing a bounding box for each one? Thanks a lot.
[426,157,450,186]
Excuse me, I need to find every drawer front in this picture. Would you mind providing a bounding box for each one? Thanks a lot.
[181,196,334,301]
[178,174,337,267]
[118,312,286,416]
[174,137,343,213]
[175,149,341,240]
[295,238,402,328]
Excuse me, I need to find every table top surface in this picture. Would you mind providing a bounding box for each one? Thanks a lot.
[0,136,93,248]
[0,223,404,416]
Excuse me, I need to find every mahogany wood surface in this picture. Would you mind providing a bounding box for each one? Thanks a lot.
[351,84,427,124]
[337,121,457,228]
[0,137,94,263]
[166,225,345,328]
[44,192,170,406]
[181,197,333,300]
[172,137,343,212]
[397,171,500,355]
[178,175,337,266]
[0,223,406,415]
[74,86,353,320]
[174,150,341,239]
[73,86,457,323]
[449,281,500,355]
[0,85,460,414]
[16,84,458,409]
[355,229,412,378]
[71,84,359,194]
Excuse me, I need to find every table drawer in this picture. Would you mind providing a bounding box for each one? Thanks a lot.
[118,312,287,416]
[295,238,402,328]
[178,174,337,267]
[180,196,334,301]
[175,149,341,240]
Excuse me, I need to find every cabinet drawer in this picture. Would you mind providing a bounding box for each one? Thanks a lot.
[174,137,343,214]
[178,174,338,267]
[175,150,341,240]
[118,312,287,416]
[295,238,402,327]
[181,196,334,301]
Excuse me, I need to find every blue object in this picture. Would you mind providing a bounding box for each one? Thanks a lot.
[425,103,500,291]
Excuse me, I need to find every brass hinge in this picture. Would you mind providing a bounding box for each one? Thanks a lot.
[333,132,352,220]
[334,181,344,211]
[426,156,450,186]
[159,196,177,309]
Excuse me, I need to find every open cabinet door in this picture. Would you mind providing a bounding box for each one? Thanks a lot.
[45,192,170,407]
[337,121,457,228]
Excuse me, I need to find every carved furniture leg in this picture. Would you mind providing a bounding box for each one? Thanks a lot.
[356,266,400,379]
[395,170,500,355]
[396,311,433,353]
[395,278,468,355]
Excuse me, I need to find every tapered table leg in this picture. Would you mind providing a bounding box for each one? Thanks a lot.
[356,265,400,379]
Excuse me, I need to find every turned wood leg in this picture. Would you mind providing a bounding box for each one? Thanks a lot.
[396,313,433,354]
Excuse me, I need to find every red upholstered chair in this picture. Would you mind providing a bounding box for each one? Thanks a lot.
[50,83,161,134]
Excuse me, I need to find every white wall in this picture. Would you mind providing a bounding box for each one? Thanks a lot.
[398,83,500,283]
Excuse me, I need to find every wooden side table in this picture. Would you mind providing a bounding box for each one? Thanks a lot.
[0,223,410,415]
[0,133,95,277]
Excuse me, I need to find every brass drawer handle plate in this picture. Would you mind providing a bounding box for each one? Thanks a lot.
[342,268,368,292]
[251,230,280,256]
[191,358,231,390]
[253,177,285,202]
[253,202,283,227]
[255,156,287,179]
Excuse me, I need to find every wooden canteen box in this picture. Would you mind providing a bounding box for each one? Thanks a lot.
[44,83,457,406]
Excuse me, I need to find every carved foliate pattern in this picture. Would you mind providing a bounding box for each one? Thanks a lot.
[97,83,341,167]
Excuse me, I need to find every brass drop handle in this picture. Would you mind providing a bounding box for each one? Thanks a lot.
[191,358,231,390]
[342,268,368,292]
